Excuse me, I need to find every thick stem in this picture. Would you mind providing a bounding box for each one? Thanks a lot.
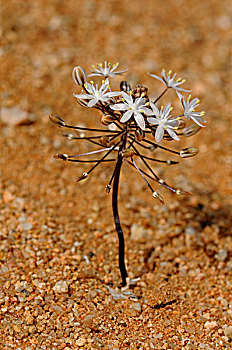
[112,144,128,286]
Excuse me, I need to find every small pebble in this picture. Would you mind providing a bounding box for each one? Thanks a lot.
[204,321,218,331]
[53,281,69,293]
[224,325,232,337]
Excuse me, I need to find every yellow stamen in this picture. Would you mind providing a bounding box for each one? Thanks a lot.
[176,117,181,120]
[170,107,174,111]
[129,90,132,95]
[177,78,182,82]
[200,111,205,116]
[90,80,94,85]
[168,70,172,75]
[182,79,186,83]
[187,94,191,101]
[84,83,88,89]
[141,92,145,97]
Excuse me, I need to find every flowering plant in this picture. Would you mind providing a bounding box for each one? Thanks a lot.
[50,61,206,287]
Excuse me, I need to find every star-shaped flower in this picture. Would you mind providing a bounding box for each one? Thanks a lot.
[110,91,152,130]
[73,79,121,107]
[147,102,180,142]
[177,92,206,127]
[148,69,190,92]
[88,61,128,79]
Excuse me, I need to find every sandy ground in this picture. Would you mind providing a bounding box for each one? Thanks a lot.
[1,0,232,349]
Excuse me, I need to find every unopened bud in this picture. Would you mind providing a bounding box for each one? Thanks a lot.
[62,132,74,140]
[149,145,157,151]
[76,173,88,182]
[166,159,178,165]
[152,191,164,204]
[54,153,68,160]
[135,129,145,141]
[76,98,88,108]
[123,148,134,158]
[183,124,201,137]
[72,66,87,86]
[49,114,66,127]
[100,114,115,126]
[176,189,192,196]
[99,136,109,147]
[120,80,131,92]
[180,147,199,158]
[176,118,186,129]
[106,185,111,194]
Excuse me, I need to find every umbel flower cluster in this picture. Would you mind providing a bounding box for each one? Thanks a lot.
[50,61,206,286]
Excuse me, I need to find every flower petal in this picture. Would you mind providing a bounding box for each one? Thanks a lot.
[141,107,154,116]
[167,119,178,128]
[110,103,129,111]
[163,103,171,118]
[166,127,180,141]
[106,91,122,98]
[87,98,99,107]
[150,102,160,116]
[73,93,91,99]
[120,110,133,123]
[148,73,165,84]
[155,125,164,142]
[134,112,145,130]
[190,115,206,127]
[147,117,160,125]
[121,91,133,104]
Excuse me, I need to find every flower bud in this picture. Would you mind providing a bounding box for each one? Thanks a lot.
[99,136,109,147]
[76,98,88,107]
[122,148,134,158]
[100,114,115,126]
[72,66,87,86]
[180,147,199,158]
[135,129,145,141]
[183,124,201,137]
[49,114,66,127]
[120,80,131,92]
[152,191,164,204]
[54,153,68,160]
[176,118,186,129]
[76,173,88,182]
[106,185,111,194]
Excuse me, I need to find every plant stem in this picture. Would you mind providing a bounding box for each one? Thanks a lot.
[112,139,128,286]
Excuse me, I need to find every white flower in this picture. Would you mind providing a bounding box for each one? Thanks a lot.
[177,92,206,127]
[110,91,152,130]
[147,102,180,142]
[88,61,128,78]
[73,79,121,107]
[148,69,190,92]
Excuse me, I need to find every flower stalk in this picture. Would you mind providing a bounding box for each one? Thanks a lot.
[112,136,128,286]
[50,61,206,286]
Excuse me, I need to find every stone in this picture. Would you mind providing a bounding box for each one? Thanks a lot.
[204,321,218,331]
[53,280,69,293]
[224,325,232,337]
[130,223,151,242]
[0,106,35,126]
